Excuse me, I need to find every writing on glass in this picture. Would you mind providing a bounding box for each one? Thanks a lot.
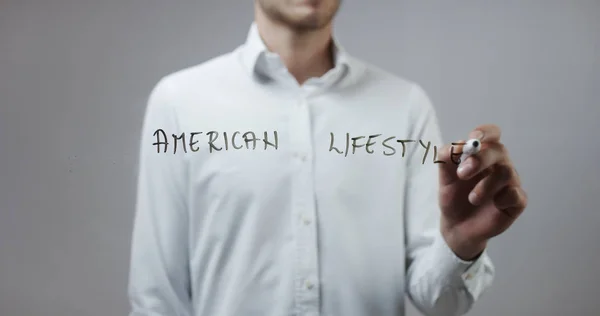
[151,129,467,165]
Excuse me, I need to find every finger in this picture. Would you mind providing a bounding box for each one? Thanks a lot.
[457,142,508,180]
[438,167,493,209]
[468,164,512,206]
[510,164,522,187]
[438,140,467,186]
[494,186,528,218]
[469,124,502,143]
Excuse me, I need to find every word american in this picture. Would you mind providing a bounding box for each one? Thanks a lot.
[151,129,466,165]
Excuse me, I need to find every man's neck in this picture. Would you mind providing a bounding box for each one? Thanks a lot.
[254,15,335,85]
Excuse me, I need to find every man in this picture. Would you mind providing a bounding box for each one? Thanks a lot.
[128,1,528,315]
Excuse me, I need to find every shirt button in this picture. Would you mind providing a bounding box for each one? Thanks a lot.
[305,280,314,289]
[302,216,311,225]
[294,152,307,161]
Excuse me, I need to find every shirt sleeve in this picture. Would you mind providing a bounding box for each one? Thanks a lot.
[128,77,193,316]
[403,84,495,316]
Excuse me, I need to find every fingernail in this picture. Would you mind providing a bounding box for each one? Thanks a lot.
[471,130,484,140]
[469,192,479,205]
[457,163,472,176]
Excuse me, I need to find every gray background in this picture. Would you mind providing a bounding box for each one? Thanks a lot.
[1,0,599,315]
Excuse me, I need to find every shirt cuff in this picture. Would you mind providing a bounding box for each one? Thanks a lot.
[430,230,491,300]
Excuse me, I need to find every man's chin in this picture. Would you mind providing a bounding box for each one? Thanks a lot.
[287,14,331,31]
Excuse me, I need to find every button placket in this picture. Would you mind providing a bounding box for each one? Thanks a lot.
[290,95,320,314]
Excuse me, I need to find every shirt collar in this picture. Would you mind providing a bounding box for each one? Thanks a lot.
[239,22,361,86]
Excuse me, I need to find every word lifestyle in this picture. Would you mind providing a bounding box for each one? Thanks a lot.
[151,129,467,165]
[329,133,466,165]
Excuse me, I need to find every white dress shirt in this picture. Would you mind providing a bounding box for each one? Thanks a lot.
[128,23,494,316]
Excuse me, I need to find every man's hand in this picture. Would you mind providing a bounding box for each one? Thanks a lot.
[437,124,528,260]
